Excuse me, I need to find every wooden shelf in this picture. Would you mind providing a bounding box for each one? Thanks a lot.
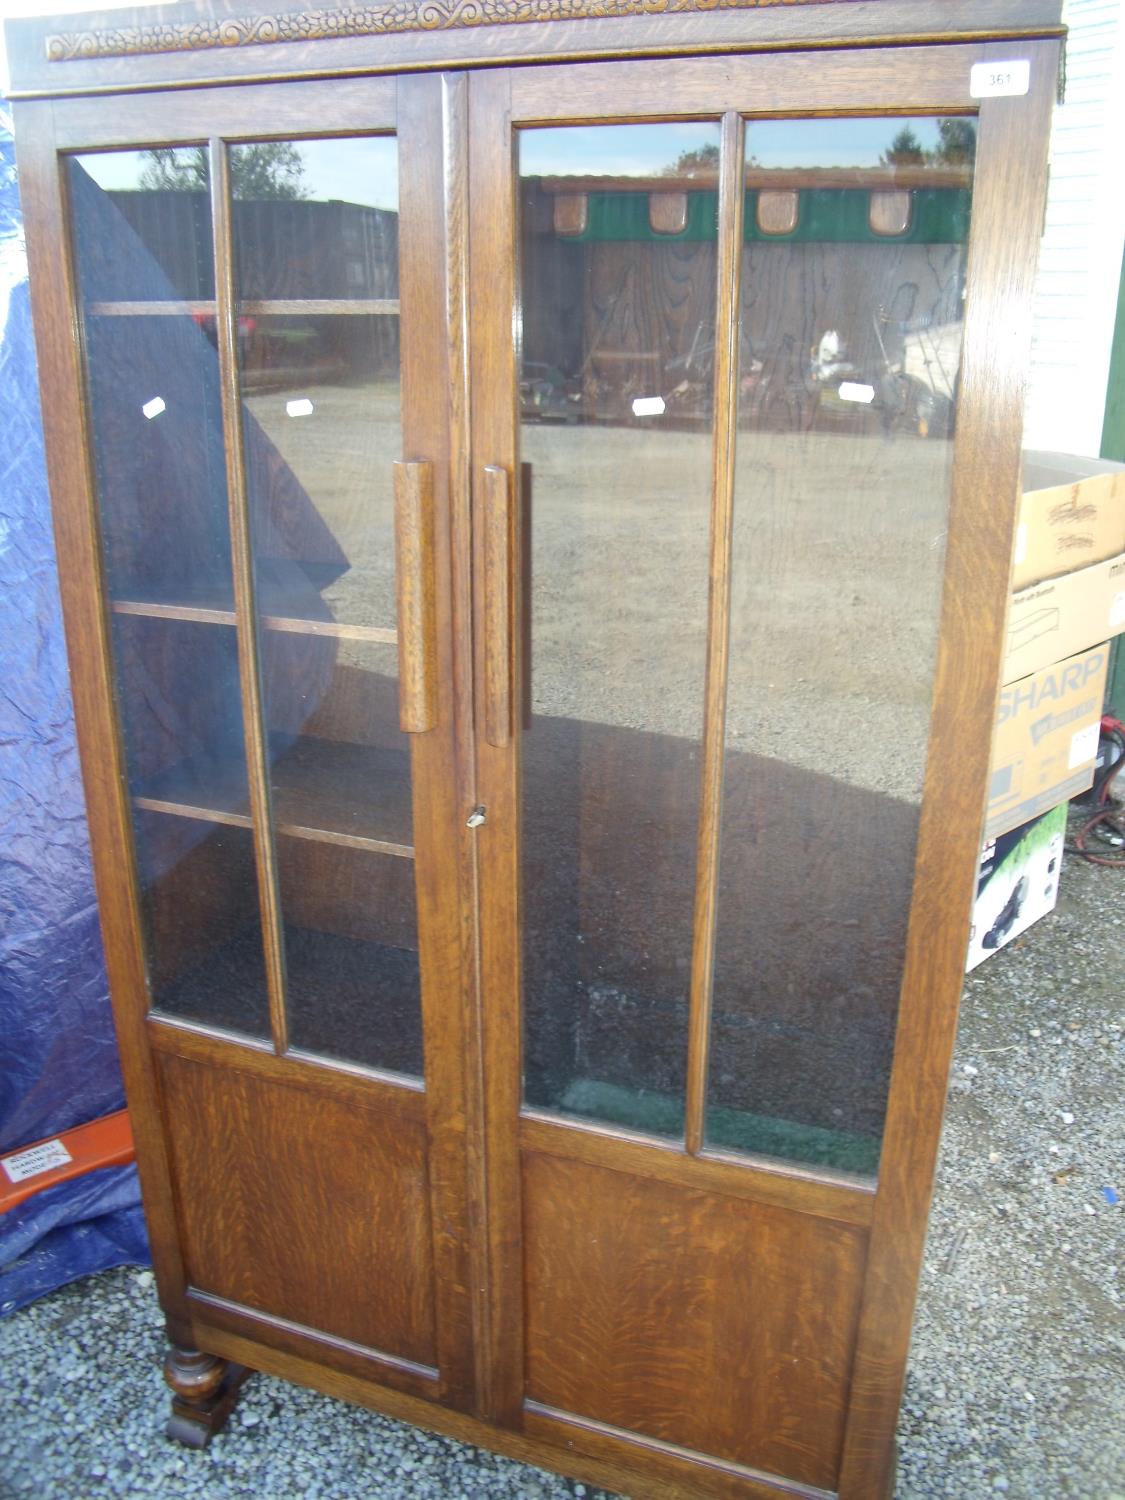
[134,736,414,859]
[88,298,400,317]
[111,595,397,645]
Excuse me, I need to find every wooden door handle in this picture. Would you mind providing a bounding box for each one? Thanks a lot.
[482,463,512,748]
[393,460,437,734]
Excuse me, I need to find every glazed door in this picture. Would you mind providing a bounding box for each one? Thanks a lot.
[468,45,1056,1496]
[34,76,475,1407]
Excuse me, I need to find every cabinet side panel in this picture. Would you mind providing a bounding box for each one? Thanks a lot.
[13,98,193,1333]
[522,1151,867,1491]
[158,1051,437,1367]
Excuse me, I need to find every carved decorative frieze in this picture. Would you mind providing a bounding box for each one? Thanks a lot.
[47,0,833,62]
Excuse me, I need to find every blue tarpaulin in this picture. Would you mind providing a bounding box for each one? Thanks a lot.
[0,109,150,1315]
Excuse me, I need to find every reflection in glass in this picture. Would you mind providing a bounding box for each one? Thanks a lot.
[231,137,421,1075]
[69,148,215,301]
[137,815,271,1037]
[69,150,270,1039]
[706,118,974,1174]
[232,138,401,631]
[518,122,721,1136]
[68,152,231,607]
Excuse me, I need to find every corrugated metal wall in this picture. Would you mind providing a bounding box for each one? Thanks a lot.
[1024,0,1125,455]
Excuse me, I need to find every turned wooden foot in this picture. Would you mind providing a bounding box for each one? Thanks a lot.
[163,1344,250,1448]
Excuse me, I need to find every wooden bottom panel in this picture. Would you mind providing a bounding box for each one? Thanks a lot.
[193,1319,836,1500]
[522,1152,868,1491]
[158,1052,436,1366]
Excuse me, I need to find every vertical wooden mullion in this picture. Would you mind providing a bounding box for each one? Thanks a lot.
[210,137,289,1055]
[684,111,745,1157]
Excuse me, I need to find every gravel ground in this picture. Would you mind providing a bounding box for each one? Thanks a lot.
[0,841,1121,1500]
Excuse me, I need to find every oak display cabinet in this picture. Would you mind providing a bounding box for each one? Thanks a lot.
[8,3,1062,1497]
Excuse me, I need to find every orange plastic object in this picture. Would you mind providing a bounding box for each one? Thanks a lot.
[0,1109,135,1215]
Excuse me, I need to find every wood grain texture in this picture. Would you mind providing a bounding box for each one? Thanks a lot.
[482,463,513,749]
[521,1113,873,1226]
[211,136,289,1056]
[191,1317,831,1500]
[522,1152,867,1490]
[467,64,526,1427]
[38,0,843,63]
[685,110,743,1157]
[397,70,478,1412]
[7,3,1064,103]
[393,461,438,733]
[509,40,1047,121]
[45,76,397,145]
[148,1012,427,1113]
[187,1289,439,1400]
[524,1406,835,1500]
[437,68,495,1423]
[159,1051,437,1364]
[836,42,1061,1500]
[12,99,196,1342]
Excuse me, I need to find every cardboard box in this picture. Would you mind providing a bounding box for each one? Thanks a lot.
[966,803,1066,971]
[986,644,1109,842]
[1014,451,1125,592]
[1003,551,1125,685]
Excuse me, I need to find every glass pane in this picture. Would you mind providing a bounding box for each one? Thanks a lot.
[230,135,420,1075]
[258,632,420,1073]
[68,152,230,607]
[69,150,270,1040]
[136,814,270,1036]
[232,137,400,631]
[519,123,722,1136]
[69,148,215,302]
[706,118,975,1175]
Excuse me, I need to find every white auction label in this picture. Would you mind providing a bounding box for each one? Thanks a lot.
[141,396,166,420]
[286,398,314,418]
[632,395,665,418]
[970,60,1030,99]
[1068,721,1101,771]
[1,1138,72,1185]
[838,382,874,405]
[1014,524,1028,565]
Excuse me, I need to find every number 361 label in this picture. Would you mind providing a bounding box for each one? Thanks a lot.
[970,60,1031,98]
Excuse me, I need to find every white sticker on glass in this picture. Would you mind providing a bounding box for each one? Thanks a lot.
[1014,524,1028,565]
[1,1138,72,1184]
[838,382,875,405]
[632,396,666,418]
[141,397,166,420]
[970,60,1030,99]
[286,398,314,418]
[1068,721,1101,771]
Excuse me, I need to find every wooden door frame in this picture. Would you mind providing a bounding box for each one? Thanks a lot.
[467,40,1059,1496]
[15,73,480,1412]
